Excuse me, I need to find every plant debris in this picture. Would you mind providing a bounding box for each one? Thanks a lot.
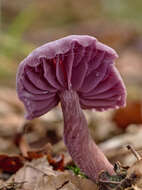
[98,145,142,190]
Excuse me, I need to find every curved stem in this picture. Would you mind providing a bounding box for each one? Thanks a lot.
[59,90,115,182]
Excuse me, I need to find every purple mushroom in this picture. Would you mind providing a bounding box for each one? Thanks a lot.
[16,35,126,182]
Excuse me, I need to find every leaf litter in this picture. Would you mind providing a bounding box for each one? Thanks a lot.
[1,45,142,189]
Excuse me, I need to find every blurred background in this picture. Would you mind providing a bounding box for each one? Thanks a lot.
[1,0,142,86]
[0,0,142,172]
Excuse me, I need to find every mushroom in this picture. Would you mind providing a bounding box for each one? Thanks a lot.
[16,35,126,182]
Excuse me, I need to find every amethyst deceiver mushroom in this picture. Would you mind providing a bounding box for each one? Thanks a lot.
[16,35,126,182]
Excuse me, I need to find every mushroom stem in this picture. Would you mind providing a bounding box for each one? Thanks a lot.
[59,89,115,182]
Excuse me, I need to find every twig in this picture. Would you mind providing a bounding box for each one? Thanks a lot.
[56,180,69,190]
[127,145,141,161]
[99,179,120,185]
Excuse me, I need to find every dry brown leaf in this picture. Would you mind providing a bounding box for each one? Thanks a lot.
[113,101,142,129]
[6,157,97,190]
[47,154,64,171]
[99,125,142,165]
[124,159,142,189]
[0,154,24,174]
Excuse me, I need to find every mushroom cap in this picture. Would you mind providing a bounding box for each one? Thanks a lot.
[16,35,126,119]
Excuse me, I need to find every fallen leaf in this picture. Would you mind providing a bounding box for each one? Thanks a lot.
[126,159,142,189]
[0,154,24,174]
[14,133,30,157]
[25,144,51,161]
[6,157,97,190]
[47,154,65,171]
[113,101,142,129]
[99,125,142,166]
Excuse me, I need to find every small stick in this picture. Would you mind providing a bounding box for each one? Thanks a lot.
[127,145,141,161]
[99,179,120,185]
